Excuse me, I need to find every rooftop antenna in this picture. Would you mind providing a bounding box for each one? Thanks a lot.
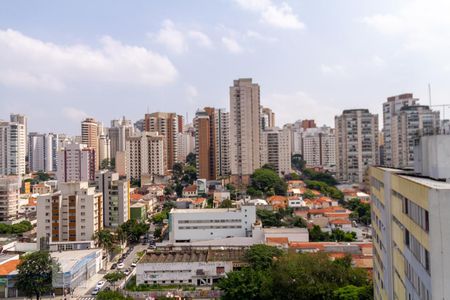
[428,83,432,107]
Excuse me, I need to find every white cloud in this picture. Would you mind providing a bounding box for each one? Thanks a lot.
[222,37,243,54]
[362,0,450,52]
[185,84,198,105]
[188,31,213,48]
[155,19,188,54]
[233,0,304,30]
[320,64,347,76]
[370,55,386,68]
[246,30,277,42]
[0,29,178,91]
[154,19,213,54]
[266,91,339,126]
[63,107,88,122]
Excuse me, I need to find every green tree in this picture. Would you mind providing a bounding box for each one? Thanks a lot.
[333,285,373,300]
[256,209,282,227]
[303,168,338,186]
[101,158,110,170]
[152,211,168,224]
[217,268,268,300]
[291,154,306,171]
[35,171,50,182]
[153,227,162,239]
[104,271,126,288]
[172,162,184,180]
[186,152,196,167]
[93,230,115,254]
[119,219,150,243]
[97,290,133,300]
[219,199,233,208]
[250,168,287,196]
[244,244,284,270]
[16,251,58,300]
[183,165,197,184]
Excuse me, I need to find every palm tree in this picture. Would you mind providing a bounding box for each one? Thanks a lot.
[93,230,115,261]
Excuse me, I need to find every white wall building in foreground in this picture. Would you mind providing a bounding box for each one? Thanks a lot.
[169,206,256,243]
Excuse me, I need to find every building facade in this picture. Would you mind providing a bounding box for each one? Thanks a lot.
[169,206,256,243]
[57,143,96,182]
[301,126,336,170]
[81,118,99,170]
[126,131,165,181]
[0,116,26,176]
[108,117,134,160]
[37,182,103,246]
[335,109,379,183]
[28,132,59,172]
[370,135,450,300]
[95,170,129,228]
[0,176,19,223]
[144,112,178,171]
[260,127,291,176]
[229,78,261,184]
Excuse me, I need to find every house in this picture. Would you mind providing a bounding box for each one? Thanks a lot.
[0,254,21,298]
[307,206,352,228]
[288,196,304,209]
[32,183,52,194]
[182,185,198,198]
[329,219,352,230]
[176,198,207,209]
[266,195,288,210]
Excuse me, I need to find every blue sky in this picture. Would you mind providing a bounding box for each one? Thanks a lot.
[1,0,450,135]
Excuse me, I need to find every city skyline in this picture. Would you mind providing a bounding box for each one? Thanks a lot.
[2,0,450,134]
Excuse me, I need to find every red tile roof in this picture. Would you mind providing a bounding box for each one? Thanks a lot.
[329,219,352,225]
[0,260,20,276]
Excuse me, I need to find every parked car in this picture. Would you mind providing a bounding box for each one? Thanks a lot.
[91,288,99,295]
[96,281,106,289]
[131,262,137,268]
[117,263,125,269]
[123,269,131,276]
[111,263,117,270]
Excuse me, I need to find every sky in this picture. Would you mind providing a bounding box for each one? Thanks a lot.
[1,0,450,135]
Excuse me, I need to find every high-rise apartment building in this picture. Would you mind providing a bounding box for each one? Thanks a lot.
[335,109,379,183]
[28,133,59,172]
[370,135,450,300]
[382,94,418,167]
[391,105,439,168]
[95,170,129,228]
[56,143,96,182]
[302,126,336,170]
[37,182,103,245]
[109,117,134,160]
[229,78,261,185]
[126,132,165,181]
[81,118,99,169]
[260,127,291,176]
[98,134,110,166]
[144,112,178,171]
[194,108,230,180]
[177,125,195,163]
[0,176,19,223]
[261,106,275,130]
[0,115,26,176]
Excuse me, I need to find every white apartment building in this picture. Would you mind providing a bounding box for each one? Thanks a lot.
[261,106,275,129]
[169,206,256,243]
[382,93,418,167]
[229,78,261,184]
[37,182,103,247]
[0,176,19,223]
[260,127,291,176]
[81,118,99,170]
[126,131,165,180]
[370,135,450,300]
[0,115,26,176]
[177,125,195,163]
[335,109,379,183]
[57,142,96,182]
[302,126,336,170]
[98,134,110,164]
[95,170,129,228]
[28,132,59,172]
[108,117,134,159]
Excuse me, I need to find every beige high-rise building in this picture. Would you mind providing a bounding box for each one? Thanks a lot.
[81,118,99,169]
[302,126,336,171]
[144,112,178,171]
[335,109,379,183]
[36,181,103,246]
[109,117,134,160]
[229,78,261,185]
[126,132,165,181]
[261,106,275,129]
[0,176,19,223]
[0,115,26,176]
[56,143,96,182]
[194,108,230,180]
[260,127,291,176]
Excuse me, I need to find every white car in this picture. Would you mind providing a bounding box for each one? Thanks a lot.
[117,263,125,269]
[131,262,137,268]
[123,269,131,276]
[96,281,105,289]
[91,288,99,295]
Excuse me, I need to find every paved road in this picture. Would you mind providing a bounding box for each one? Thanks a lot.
[81,243,148,297]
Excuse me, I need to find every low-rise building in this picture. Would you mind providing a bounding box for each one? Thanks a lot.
[31,183,52,195]
[182,185,198,198]
[130,202,147,222]
[136,249,245,286]
[169,206,256,243]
